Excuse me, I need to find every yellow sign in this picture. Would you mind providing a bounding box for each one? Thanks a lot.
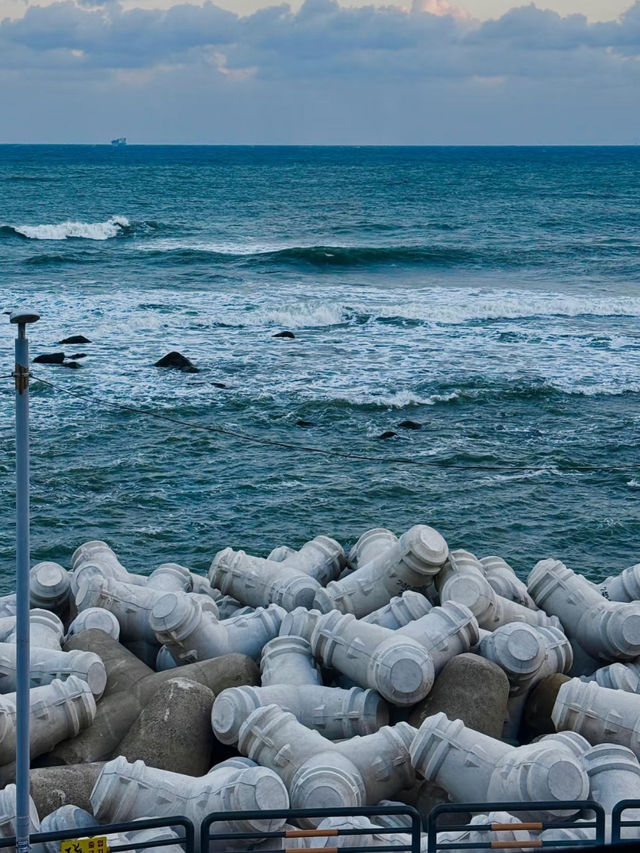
[60,836,109,853]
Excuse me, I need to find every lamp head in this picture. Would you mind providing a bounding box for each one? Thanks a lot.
[9,310,40,325]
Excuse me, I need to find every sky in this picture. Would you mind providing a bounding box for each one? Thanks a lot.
[0,0,639,144]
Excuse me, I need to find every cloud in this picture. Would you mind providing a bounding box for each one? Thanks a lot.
[1,0,639,143]
[1,0,639,80]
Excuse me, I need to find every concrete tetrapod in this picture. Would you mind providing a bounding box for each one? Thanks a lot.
[91,755,290,835]
[528,558,640,662]
[362,592,432,630]
[30,562,72,615]
[29,763,105,816]
[440,568,559,631]
[150,594,284,662]
[212,636,387,742]
[209,547,322,611]
[435,811,533,853]
[310,611,435,705]
[479,556,537,609]
[260,636,322,686]
[552,678,640,757]
[410,712,589,820]
[347,529,399,571]
[70,541,146,587]
[74,575,168,665]
[0,642,106,698]
[314,816,408,850]
[581,662,640,693]
[584,744,640,842]
[598,563,640,603]
[66,609,120,642]
[0,784,40,846]
[40,806,97,853]
[118,677,216,776]
[6,610,64,650]
[237,705,416,812]
[0,676,95,764]
[273,536,346,586]
[49,652,259,764]
[279,608,323,643]
[63,629,153,696]
[313,525,448,617]
[396,602,480,674]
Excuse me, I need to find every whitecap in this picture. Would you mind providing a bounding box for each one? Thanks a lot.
[11,216,130,240]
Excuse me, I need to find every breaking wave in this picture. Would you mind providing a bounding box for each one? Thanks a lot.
[0,216,131,240]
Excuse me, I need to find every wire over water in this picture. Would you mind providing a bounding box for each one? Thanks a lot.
[28,372,640,473]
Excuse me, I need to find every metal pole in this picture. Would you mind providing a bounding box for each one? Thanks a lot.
[10,309,39,853]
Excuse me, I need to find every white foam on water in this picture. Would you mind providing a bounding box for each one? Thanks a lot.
[10,216,130,240]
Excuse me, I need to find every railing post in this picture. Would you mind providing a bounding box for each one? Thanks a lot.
[10,309,40,853]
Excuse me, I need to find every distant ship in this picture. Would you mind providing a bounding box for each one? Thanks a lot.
[111,137,127,147]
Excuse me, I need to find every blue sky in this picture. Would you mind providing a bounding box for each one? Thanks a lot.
[1,0,638,143]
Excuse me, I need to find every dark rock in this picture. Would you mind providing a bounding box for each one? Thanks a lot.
[154,351,199,373]
[62,361,81,369]
[397,420,422,430]
[117,678,215,775]
[213,382,227,388]
[296,420,316,428]
[33,352,65,364]
[70,353,87,360]
[378,431,397,440]
[59,335,91,345]
[29,763,104,818]
[273,331,295,339]
[409,653,509,739]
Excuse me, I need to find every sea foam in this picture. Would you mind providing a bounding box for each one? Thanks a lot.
[6,216,130,240]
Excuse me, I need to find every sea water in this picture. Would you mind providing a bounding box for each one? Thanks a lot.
[0,145,638,590]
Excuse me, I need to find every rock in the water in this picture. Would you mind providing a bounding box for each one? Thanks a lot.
[62,361,81,369]
[70,353,87,360]
[378,431,397,440]
[117,678,215,775]
[30,763,104,818]
[154,351,199,373]
[273,331,295,339]
[212,382,227,388]
[59,335,91,345]
[408,653,509,739]
[296,420,316,428]
[33,353,65,364]
[397,420,422,430]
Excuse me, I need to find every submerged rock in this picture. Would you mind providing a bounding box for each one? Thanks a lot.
[59,335,91,345]
[397,420,422,430]
[154,351,199,373]
[33,353,65,364]
[378,431,397,440]
[273,331,295,339]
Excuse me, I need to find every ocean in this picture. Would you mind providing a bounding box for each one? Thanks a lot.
[0,145,638,591]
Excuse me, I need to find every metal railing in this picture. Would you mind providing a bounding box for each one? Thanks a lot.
[427,801,606,851]
[611,799,640,845]
[202,805,422,853]
[0,815,195,853]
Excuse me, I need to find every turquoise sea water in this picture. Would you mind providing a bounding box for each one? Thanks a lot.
[0,146,639,590]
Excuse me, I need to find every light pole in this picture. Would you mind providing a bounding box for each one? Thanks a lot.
[10,309,39,853]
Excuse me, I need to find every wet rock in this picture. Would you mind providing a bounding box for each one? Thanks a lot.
[33,353,65,364]
[296,420,316,428]
[62,361,81,369]
[154,351,199,373]
[397,420,422,430]
[59,335,91,345]
[212,382,227,388]
[273,331,295,339]
[408,653,509,739]
[117,678,215,775]
[70,353,87,360]
[378,431,397,440]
